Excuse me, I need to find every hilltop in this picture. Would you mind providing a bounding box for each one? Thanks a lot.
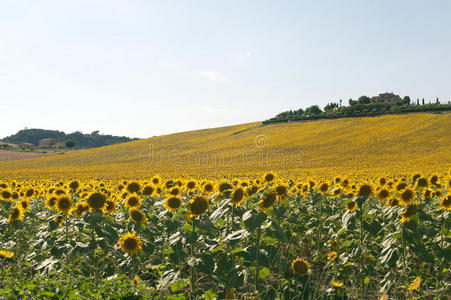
[0,112,449,179]
[1,128,138,149]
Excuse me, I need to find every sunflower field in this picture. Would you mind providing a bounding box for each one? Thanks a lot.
[0,172,450,299]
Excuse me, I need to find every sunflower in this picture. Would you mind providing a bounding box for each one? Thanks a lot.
[386,198,399,207]
[126,182,141,194]
[263,172,276,183]
[103,199,117,214]
[186,180,197,190]
[125,194,142,209]
[429,175,439,185]
[327,251,338,261]
[169,187,180,196]
[230,188,245,206]
[1,190,12,201]
[340,179,349,188]
[25,188,34,198]
[446,177,451,189]
[415,177,428,189]
[401,203,418,223]
[45,196,58,210]
[399,188,416,205]
[142,185,154,196]
[423,189,432,199]
[346,201,357,212]
[395,182,408,191]
[331,188,341,197]
[258,191,277,212]
[202,182,215,194]
[218,181,233,194]
[164,180,175,189]
[291,258,310,275]
[69,181,80,191]
[0,250,14,259]
[246,185,259,196]
[330,280,343,288]
[56,196,72,214]
[378,177,387,186]
[275,184,288,198]
[318,182,329,194]
[19,199,30,212]
[408,276,421,294]
[330,239,339,249]
[118,232,142,255]
[8,206,24,223]
[129,208,147,223]
[74,202,89,218]
[439,194,451,210]
[357,183,374,197]
[151,175,161,186]
[86,192,107,211]
[188,196,209,218]
[164,196,182,212]
[376,189,390,201]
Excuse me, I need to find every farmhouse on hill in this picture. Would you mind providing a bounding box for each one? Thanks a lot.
[371,92,401,104]
[39,138,66,149]
[20,142,35,149]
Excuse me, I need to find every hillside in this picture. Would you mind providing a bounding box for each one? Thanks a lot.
[1,128,137,149]
[0,112,450,179]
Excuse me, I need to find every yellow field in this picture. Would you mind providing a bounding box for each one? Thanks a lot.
[0,112,450,179]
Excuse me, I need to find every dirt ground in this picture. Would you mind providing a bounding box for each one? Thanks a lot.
[0,149,63,162]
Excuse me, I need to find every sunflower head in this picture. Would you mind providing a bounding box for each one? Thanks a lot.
[8,206,24,223]
[376,189,390,201]
[291,258,310,275]
[263,172,276,183]
[87,192,107,211]
[103,199,117,214]
[56,196,72,214]
[275,184,288,198]
[357,183,374,197]
[188,196,209,218]
[327,251,338,261]
[202,182,215,194]
[346,201,357,212]
[186,180,197,190]
[118,232,142,255]
[45,196,58,210]
[415,177,428,189]
[0,250,14,259]
[330,280,343,288]
[318,182,329,194]
[401,203,418,223]
[129,208,147,223]
[126,182,141,194]
[439,194,451,210]
[164,196,182,212]
[230,188,245,206]
[69,181,80,191]
[399,188,416,205]
[125,194,142,209]
[142,185,154,196]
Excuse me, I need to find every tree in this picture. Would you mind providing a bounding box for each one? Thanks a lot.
[349,98,357,106]
[65,140,75,149]
[358,96,371,104]
[305,105,322,115]
[324,102,338,113]
[402,96,411,105]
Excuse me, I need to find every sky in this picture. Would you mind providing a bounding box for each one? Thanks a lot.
[1,0,450,139]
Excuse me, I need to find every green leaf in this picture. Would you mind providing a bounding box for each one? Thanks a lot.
[258,267,270,279]
[170,279,189,293]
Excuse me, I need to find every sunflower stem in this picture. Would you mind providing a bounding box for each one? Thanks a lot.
[190,218,196,295]
[359,199,365,298]
[255,225,261,293]
[402,223,408,295]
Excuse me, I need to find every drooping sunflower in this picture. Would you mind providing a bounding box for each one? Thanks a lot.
[126,182,141,194]
[327,251,338,261]
[230,188,245,207]
[125,194,142,209]
[8,206,24,223]
[439,194,451,210]
[423,189,432,199]
[103,199,117,214]
[164,196,182,212]
[45,196,58,210]
[386,198,399,207]
[19,199,30,212]
[400,203,418,223]
[86,192,107,211]
[187,196,209,218]
[330,239,339,249]
[258,190,277,212]
[357,183,374,197]
[246,185,259,196]
[129,208,147,223]
[56,196,72,214]
[346,201,357,212]
[0,250,14,259]
[74,202,89,218]
[291,258,310,275]
[118,232,142,255]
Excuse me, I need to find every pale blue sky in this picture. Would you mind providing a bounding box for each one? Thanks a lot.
[1,0,450,138]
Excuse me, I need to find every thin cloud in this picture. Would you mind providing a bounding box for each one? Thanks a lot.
[197,71,230,83]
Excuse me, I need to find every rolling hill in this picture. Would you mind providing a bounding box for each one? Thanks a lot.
[0,113,450,179]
